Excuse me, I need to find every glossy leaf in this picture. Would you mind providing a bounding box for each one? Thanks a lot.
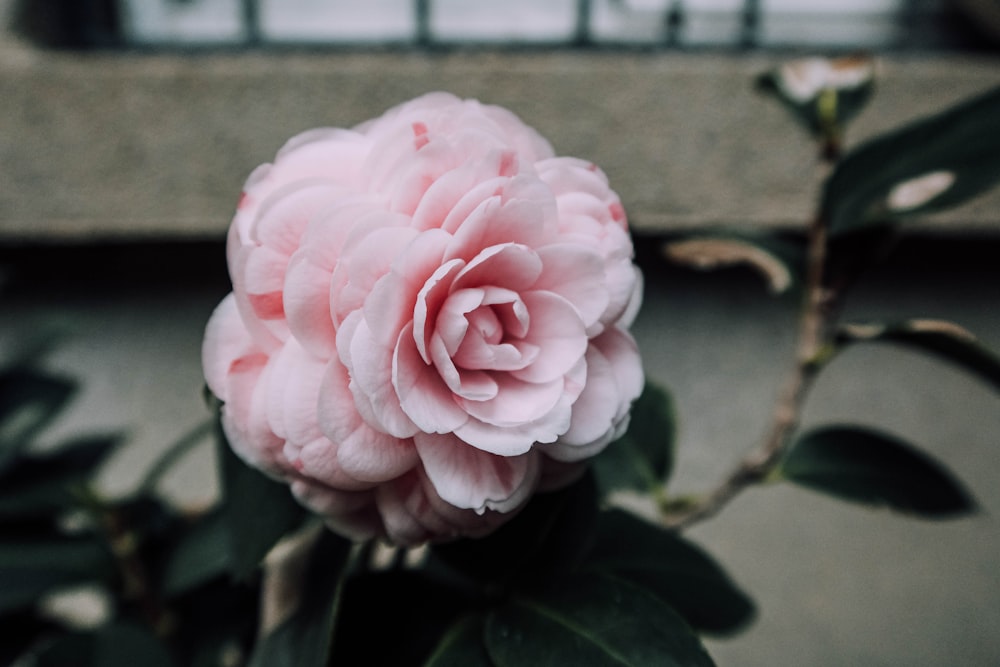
[0,535,113,613]
[431,470,598,591]
[332,570,483,666]
[0,611,60,666]
[663,234,803,294]
[248,529,350,667]
[486,573,715,667]
[95,622,175,667]
[584,510,755,635]
[160,509,232,597]
[836,320,1000,393]
[779,426,976,518]
[0,435,121,519]
[822,85,1000,234]
[33,632,96,667]
[0,369,77,469]
[423,615,493,667]
[215,420,308,579]
[593,382,675,496]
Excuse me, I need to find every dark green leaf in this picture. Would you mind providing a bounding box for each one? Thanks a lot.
[95,622,175,667]
[331,569,483,667]
[215,419,308,579]
[34,632,96,667]
[168,577,259,667]
[160,508,232,597]
[0,536,113,613]
[780,426,976,518]
[593,382,675,496]
[430,470,598,591]
[584,510,754,635]
[836,320,1000,393]
[0,435,121,518]
[0,369,77,469]
[248,528,350,667]
[423,615,494,667]
[0,611,60,666]
[485,573,715,667]
[663,234,803,295]
[823,85,1000,234]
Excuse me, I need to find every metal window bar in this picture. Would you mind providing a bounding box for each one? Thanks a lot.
[114,0,972,51]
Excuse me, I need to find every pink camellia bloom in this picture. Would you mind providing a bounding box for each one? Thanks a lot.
[203,92,643,545]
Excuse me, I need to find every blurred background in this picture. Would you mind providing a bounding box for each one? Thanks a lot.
[1,1,999,665]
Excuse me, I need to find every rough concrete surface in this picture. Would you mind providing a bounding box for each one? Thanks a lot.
[1,44,999,242]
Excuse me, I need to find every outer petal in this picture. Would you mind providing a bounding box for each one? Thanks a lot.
[414,433,540,513]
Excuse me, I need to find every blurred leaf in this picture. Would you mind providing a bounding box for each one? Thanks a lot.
[431,470,598,591]
[0,435,121,519]
[0,611,60,666]
[248,529,350,667]
[95,621,175,667]
[215,420,308,579]
[0,536,112,613]
[822,85,1000,234]
[0,369,77,469]
[485,573,715,667]
[583,510,754,635]
[169,577,259,667]
[593,382,675,497]
[34,632,96,667]
[663,234,803,295]
[160,509,232,597]
[331,570,482,667]
[836,320,1000,393]
[423,615,493,667]
[779,426,976,518]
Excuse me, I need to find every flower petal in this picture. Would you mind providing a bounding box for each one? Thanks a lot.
[414,433,540,513]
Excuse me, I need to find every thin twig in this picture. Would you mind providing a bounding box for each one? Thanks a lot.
[663,219,832,529]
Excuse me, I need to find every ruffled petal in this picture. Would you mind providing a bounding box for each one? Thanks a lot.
[414,433,540,513]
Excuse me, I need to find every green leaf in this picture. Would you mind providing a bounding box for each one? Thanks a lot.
[248,528,350,667]
[485,573,715,667]
[95,622,175,667]
[663,234,803,295]
[167,577,258,667]
[430,470,598,591]
[779,426,977,518]
[584,510,755,635]
[823,85,1000,234]
[836,320,1000,393]
[331,570,484,666]
[593,382,675,497]
[423,615,494,667]
[0,369,77,469]
[215,419,308,579]
[160,508,232,597]
[0,611,60,666]
[0,535,113,613]
[0,435,121,519]
[34,632,96,667]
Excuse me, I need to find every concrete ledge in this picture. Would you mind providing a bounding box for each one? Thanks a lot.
[1,47,999,243]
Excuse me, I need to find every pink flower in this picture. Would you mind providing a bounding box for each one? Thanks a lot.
[203,92,643,545]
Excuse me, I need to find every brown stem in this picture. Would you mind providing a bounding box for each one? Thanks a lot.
[99,504,172,635]
[663,219,832,530]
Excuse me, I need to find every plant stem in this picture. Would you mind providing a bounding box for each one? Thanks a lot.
[663,218,832,530]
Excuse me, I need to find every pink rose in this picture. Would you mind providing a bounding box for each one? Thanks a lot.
[203,92,643,545]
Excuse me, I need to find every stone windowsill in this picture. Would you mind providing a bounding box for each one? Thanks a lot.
[1,41,999,244]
